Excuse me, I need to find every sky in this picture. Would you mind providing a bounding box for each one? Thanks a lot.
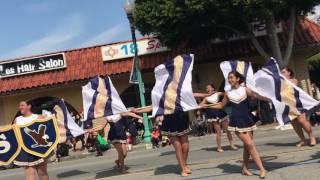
[0,1,319,61]
[0,0,140,61]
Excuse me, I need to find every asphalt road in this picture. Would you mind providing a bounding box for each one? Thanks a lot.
[1,127,320,180]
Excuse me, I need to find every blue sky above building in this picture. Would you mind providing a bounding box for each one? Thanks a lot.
[0,0,141,60]
[0,1,319,61]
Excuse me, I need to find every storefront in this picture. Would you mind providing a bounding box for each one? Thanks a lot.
[1,19,320,125]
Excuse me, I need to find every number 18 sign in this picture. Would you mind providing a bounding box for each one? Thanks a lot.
[101,37,168,61]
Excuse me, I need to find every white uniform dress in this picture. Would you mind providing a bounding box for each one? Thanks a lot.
[14,114,45,166]
[205,93,228,122]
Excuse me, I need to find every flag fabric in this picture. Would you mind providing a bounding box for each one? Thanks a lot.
[53,99,85,143]
[220,60,255,91]
[254,58,319,125]
[82,76,127,122]
[151,54,198,117]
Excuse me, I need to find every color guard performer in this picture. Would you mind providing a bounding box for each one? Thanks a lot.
[281,67,317,147]
[206,71,267,179]
[13,101,49,180]
[90,112,143,173]
[132,106,192,177]
[195,83,237,152]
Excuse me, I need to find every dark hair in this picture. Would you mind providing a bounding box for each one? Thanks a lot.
[206,83,216,90]
[13,101,34,124]
[282,67,295,78]
[228,71,245,84]
[20,100,32,107]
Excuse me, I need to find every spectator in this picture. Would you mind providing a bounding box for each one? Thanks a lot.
[55,143,69,162]
[311,83,320,100]
[95,130,111,156]
[123,117,139,146]
[71,114,85,151]
[85,132,96,152]
[258,101,275,125]
[151,126,161,148]
[161,135,171,147]
[127,132,133,151]
[194,110,206,136]
[310,105,320,126]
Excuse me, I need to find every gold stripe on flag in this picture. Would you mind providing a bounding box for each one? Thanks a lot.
[236,61,245,74]
[164,56,184,114]
[53,106,67,143]
[280,79,299,120]
[94,77,109,118]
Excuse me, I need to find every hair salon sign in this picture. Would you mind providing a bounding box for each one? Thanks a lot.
[0,53,66,78]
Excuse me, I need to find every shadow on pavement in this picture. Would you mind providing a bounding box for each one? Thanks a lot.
[154,164,180,175]
[160,151,176,156]
[310,151,320,162]
[57,170,88,179]
[95,167,123,179]
[216,164,240,174]
[265,142,298,147]
[201,145,242,152]
[94,163,147,179]
[223,152,320,174]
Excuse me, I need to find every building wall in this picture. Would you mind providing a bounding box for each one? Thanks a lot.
[289,54,313,94]
[0,85,82,125]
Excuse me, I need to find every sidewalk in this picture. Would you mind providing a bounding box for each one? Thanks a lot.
[102,145,320,180]
[59,123,280,162]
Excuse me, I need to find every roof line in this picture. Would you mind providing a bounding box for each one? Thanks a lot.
[0,36,153,63]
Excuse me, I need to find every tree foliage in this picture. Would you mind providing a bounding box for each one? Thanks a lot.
[134,0,320,67]
[308,54,320,86]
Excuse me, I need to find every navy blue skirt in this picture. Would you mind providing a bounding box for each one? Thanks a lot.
[160,112,190,136]
[14,149,44,167]
[228,113,257,132]
[206,108,227,120]
[108,121,127,144]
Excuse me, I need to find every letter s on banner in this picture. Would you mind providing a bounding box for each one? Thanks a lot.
[0,126,21,166]
[0,134,10,154]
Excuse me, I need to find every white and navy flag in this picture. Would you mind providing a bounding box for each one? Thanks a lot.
[82,76,127,122]
[220,60,255,91]
[53,99,85,143]
[152,54,198,117]
[254,58,319,125]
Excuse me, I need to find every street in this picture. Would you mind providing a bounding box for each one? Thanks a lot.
[1,126,320,180]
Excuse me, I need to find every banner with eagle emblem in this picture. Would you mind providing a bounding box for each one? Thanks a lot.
[15,116,59,158]
[0,126,21,166]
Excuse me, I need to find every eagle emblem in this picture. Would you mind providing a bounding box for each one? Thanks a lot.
[24,124,53,148]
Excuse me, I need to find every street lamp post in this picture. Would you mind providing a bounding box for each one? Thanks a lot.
[124,0,151,143]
